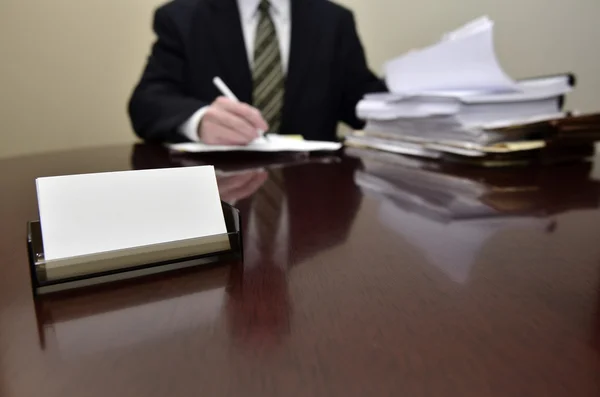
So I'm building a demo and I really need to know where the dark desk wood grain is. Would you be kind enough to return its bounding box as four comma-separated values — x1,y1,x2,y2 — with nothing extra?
1,144,600,397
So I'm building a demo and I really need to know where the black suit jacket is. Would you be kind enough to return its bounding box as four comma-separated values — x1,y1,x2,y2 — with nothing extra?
128,0,386,143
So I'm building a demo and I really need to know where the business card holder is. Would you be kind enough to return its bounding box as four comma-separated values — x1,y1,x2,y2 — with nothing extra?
27,202,243,295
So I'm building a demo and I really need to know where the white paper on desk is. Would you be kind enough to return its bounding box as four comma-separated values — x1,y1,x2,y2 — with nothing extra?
384,16,518,94
36,166,227,261
169,135,341,153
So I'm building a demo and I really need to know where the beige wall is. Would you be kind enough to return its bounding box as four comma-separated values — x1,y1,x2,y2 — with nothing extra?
347,0,600,110
0,0,599,158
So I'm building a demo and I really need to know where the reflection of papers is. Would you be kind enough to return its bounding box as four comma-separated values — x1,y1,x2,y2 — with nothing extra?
377,197,550,284
356,155,552,283
169,135,341,153
361,159,487,197
355,170,495,221
44,288,225,358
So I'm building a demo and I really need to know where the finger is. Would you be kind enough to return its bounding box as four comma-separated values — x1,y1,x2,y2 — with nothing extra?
215,97,269,132
224,171,268,201
210,108,259,141
202,120,252,145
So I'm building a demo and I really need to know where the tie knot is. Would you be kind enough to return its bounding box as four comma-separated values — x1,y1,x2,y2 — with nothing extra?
258,0,270,13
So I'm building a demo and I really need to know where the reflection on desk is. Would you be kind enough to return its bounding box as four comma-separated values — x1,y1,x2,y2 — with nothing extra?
1,144,600,396
131,144,362,266
131,144,363,348
349,147,600,284
35,264,232,357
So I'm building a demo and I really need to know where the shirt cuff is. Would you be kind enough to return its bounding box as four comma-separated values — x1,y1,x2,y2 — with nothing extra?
179,106,209,142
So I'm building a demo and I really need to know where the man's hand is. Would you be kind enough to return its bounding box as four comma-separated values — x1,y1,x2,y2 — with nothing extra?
217,170,268,203
199,97,269,145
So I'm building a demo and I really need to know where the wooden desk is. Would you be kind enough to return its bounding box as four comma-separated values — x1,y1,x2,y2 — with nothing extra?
1,144,599,397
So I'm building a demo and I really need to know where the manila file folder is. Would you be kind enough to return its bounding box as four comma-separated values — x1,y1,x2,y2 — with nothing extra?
27,166,243,295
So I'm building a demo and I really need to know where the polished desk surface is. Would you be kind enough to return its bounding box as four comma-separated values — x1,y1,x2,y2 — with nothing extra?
1,144,600,396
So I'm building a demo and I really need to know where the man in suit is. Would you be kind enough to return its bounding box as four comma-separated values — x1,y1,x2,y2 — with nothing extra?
128,0,386,144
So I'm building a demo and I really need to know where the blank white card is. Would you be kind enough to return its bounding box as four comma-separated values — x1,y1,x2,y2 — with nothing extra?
36,166,227,261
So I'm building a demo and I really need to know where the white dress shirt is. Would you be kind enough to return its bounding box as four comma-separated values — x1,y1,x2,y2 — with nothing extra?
180,0,291,142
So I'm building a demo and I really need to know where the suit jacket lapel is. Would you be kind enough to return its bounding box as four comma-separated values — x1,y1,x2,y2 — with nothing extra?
204,0,253,103
283,0,317,126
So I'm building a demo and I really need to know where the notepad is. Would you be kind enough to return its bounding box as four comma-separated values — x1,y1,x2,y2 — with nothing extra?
36,166,230,275
169,134,342,153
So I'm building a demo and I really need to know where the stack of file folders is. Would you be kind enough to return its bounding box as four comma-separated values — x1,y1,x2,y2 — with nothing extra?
347,16,600,167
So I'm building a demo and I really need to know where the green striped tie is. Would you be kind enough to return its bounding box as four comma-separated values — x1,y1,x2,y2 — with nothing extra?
252,0,285,134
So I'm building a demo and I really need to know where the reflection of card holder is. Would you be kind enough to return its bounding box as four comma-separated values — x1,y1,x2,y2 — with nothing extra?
27,202,243,295
33,262,233,352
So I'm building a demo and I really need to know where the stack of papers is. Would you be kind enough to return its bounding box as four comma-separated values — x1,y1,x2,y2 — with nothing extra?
347,16,598,165
357,76,572,137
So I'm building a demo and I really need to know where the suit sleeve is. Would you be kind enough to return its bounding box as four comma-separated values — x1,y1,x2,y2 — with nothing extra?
337,10,387,130
128,6,207,143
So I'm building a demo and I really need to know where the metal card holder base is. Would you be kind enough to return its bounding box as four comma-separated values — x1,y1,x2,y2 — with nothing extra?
27,202,243,296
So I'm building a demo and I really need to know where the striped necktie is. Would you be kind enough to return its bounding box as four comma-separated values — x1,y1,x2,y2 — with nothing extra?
252,0,285,134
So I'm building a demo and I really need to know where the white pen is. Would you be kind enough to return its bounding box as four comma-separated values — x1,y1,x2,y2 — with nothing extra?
212,76,266,139
212,76,239,102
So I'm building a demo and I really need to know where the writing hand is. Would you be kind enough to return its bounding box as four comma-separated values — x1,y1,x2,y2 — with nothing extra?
199,97,268,145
